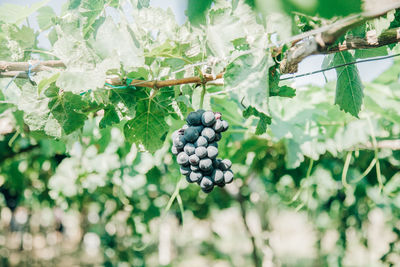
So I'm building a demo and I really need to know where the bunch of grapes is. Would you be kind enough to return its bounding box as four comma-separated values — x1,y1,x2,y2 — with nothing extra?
171,110,234,193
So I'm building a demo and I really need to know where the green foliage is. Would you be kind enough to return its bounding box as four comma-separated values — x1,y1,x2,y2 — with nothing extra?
242,106,271,135
331,51,364,117
0,0,400,266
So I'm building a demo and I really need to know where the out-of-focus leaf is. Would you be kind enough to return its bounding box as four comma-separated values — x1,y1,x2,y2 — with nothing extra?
354,47,388,59
37,6,56,31
187,0,213,25
270,85,296,98
243,106,272,135
225,54,272,111
0,0,51,24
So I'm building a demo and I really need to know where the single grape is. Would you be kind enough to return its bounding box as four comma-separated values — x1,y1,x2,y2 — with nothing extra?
173,135,186,149
200,176,214,192
212,169,224,185
189,171,203,183
201,127,215,142
184,143,195,155
171,146,179,155
223,170,234,184
186,111,202,126
186,175,193,183
220,159,232,171
212,159,221,169
201,111,216,126
214,132,221,142
199,158,212,171
212,119,224,132
207,146,218,159
193,125,204,135
184,127,199,143
180,166,191,176
202,187,214,193
208,142,218,148
171,130,181,140
202,167,214,176
189,154,200,165
195,146,207,158
221,120,229,132
197,109,206,117
194,136,208,147
177,152,189,166
190,165,200,171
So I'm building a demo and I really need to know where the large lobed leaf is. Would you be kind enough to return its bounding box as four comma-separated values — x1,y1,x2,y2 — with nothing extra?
124,89,173,152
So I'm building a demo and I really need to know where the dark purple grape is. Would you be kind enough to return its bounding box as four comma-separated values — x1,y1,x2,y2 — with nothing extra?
201,111,216,126
177,152,189,166
212,119,224,132
212,159,221,169
223,170,234,184
173,135,186,149
190,165,200,171
171,130,181,140
189,171,203,183
208,142,218,148
220,159,232,171
221,120,229,132
180,166,191,175
193,125,204,134
186,111,202,126
214,132,221,141
184,127,199,142
199,158,212,171
186,175,193,183
197,109,205,117
195,146,207,158
212,169,224,185
207,146,218,159
201,127,215,142
194,136,208,147
184,143,195,155
200,176,214,192
171,146,179,155
189,154,200,165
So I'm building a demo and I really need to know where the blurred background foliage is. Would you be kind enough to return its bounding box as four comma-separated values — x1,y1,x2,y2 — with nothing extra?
0,0,399,266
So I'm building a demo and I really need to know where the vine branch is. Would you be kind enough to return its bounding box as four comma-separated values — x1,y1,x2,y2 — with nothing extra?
0,4,399,85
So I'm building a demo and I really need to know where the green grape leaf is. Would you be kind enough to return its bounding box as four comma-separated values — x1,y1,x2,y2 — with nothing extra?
0,0,50,24
137,0,150,9
93,17,144,70
37,73,60,95
48,92,88,135
354,47,388,59
124,92,171,152
17,83,62,137
37,6,56,30
332,51,364,117
243,106,271,135
109,88,139,117
99,105,120,129
270,85,296,98
225,54,271,111
285,139,304,169
187,0,213,25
